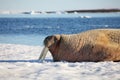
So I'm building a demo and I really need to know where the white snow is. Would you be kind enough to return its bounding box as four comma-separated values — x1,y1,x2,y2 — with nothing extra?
0,44,120,80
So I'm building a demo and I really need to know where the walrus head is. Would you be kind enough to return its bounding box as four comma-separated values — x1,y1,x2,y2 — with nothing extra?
38,35,61,61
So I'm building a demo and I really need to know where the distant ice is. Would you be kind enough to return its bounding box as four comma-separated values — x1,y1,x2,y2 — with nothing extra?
80,16,92,18
0,44,120,80
104,25,109,27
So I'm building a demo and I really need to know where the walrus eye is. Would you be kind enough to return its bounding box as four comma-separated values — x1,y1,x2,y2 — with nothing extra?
54,37,58,43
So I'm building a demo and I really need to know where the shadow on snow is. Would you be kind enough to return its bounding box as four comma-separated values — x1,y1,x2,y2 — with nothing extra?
0,59,53,63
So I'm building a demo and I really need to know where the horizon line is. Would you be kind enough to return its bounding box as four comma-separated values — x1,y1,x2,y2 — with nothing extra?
0,8,120,12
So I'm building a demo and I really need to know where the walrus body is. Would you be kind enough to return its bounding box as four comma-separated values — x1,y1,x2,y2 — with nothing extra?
39,29,120,62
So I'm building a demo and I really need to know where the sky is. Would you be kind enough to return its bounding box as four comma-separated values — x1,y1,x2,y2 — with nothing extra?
0,0,120,11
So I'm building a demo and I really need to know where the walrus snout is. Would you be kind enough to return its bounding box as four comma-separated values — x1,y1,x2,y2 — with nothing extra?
44,36,55,47
38,35,61,61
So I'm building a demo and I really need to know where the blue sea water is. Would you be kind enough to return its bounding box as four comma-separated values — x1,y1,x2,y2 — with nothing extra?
0,13,120,46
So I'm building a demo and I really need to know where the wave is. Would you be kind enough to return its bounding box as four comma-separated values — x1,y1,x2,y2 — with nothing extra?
0,25,120,35
0,25,62,34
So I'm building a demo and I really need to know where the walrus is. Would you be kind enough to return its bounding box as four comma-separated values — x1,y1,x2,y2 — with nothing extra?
38,29,120,62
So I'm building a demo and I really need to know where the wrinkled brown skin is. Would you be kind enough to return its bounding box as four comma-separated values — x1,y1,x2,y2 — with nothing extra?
44,29,120,62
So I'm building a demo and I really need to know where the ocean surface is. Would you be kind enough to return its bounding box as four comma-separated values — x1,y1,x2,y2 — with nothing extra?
0,13,120,46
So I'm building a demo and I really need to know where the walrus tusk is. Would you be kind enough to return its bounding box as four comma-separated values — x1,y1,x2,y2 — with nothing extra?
38,47,48,61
